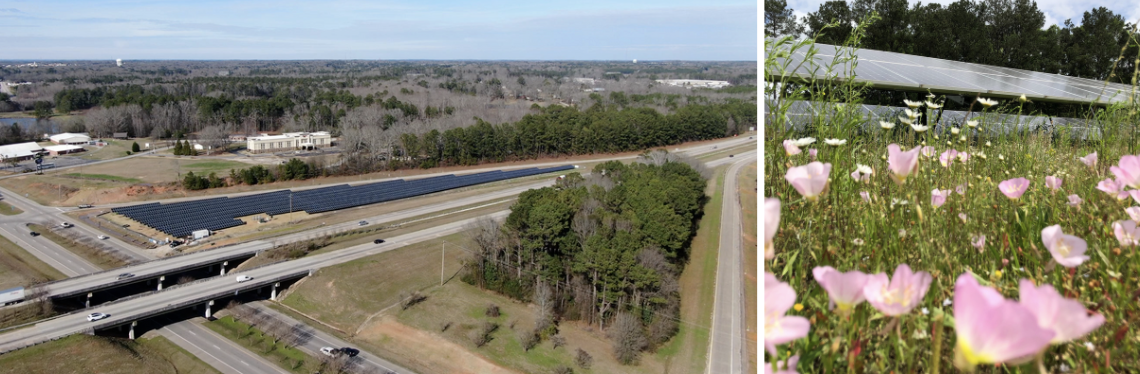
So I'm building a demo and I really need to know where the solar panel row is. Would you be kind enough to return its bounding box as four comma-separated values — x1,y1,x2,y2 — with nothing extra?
767,42,1133,105
111,166,576,238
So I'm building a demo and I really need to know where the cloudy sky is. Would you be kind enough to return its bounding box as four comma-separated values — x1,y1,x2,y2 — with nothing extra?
784,0,1140,30
0,0,757,60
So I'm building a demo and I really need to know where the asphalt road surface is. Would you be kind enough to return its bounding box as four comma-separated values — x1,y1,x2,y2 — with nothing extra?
0,211,509,353
161,318,290,374
706,154,755,374
250,301,414,374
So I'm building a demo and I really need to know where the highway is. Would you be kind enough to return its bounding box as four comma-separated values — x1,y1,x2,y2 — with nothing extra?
706,154,755,374
0,210,509,354
161,319,290,374
0,219,101,277
250,301,413,374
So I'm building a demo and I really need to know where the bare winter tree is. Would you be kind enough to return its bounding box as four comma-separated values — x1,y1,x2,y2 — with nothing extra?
196,125,230,153
533,280,554,334
608,312,648,365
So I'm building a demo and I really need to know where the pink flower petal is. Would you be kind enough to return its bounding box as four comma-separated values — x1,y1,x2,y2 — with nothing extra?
1019,279,1105,344
953,274,1054,365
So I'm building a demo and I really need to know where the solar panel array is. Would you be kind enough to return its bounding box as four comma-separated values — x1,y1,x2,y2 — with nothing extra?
112,166,575,238
765,99,1105,139
767,42,1134,105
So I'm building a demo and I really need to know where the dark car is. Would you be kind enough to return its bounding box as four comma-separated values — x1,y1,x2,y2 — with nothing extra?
117,273,135,280
729,154,734,158
340,347,360,357
29,231,39,237
373,239,385,244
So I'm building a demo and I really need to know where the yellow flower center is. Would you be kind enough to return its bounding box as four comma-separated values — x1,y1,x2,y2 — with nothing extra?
794,303,804,312
1054,238,1071,257
956,339,995,367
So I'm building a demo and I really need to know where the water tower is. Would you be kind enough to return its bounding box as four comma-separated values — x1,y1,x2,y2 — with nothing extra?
116,59,122,67
633,59,637,64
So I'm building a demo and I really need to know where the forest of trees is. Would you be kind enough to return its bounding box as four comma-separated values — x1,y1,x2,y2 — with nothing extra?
462,151,710,364
766,0,1139,84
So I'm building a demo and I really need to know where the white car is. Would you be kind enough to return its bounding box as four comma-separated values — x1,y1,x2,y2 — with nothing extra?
97,235,108,240
358,220,368,226
236,275,253,283
60,222,73,228
320,347,339,357
87,312,108,322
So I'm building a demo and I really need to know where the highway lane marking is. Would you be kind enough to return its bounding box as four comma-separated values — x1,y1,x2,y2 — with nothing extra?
163,326,245,374
0,225,84,276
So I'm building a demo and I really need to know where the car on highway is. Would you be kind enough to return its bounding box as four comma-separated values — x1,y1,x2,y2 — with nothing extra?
358,220,368,226
729,154,734,158
87,312,109,322
29,231,39,237
97,235,108,240
78,204,94,208
320,347,340,356
117,273,135,280
340,347,360,357
373,239,385,244
60,222,73,228
236,275,254,283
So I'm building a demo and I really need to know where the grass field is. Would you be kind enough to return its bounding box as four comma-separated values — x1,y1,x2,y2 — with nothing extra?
765,37,1140,373
0,334,221,374
0,202,22,216
205,315,319,374
655,165,726,373
27,224,126,269
740,162,759,370
0,232,66,290
78,139,154,161
63,173,143,183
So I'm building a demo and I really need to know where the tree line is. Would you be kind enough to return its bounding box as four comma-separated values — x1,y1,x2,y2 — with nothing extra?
766,0,1139,83
462,152,710,365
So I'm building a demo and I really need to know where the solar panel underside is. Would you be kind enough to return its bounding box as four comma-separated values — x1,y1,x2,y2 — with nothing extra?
765,99,1106,140
768,43,1134,105
111,165,576,238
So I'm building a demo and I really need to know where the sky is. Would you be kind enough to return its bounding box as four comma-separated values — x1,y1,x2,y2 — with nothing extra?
0,0,758,61
784,0,1140,30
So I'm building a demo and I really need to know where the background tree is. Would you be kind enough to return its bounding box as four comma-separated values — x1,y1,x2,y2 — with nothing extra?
766,0,805,37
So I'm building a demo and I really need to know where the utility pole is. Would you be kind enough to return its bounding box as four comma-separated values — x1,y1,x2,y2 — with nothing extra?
440,242,445,286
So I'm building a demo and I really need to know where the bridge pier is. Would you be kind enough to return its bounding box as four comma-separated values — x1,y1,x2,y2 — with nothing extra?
270,282,281,300
220,261,229,276
204,300,215,319
85,292,93,308
157,275,165,291
128,321,138,340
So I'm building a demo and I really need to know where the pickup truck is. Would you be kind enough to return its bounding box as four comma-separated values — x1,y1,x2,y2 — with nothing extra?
77,204,94,208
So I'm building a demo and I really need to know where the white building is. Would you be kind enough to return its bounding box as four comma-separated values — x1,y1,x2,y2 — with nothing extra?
654,79,732,89
49,133,91,145
246,131,333,153
0,142,45,161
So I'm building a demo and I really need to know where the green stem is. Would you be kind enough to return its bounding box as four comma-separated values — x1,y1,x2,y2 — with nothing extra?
930,317,943,374
1036,352,1047,374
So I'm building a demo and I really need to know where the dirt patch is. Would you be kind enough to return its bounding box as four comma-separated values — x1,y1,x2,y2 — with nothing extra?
358,315,522,374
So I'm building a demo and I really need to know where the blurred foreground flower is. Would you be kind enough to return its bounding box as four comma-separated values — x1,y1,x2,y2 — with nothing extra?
931,189,951,208
977,97,999,107
1078,152,1097,168
1096,178,1130,200
972,235,985,252
1127,207,1140,221
860,191,871,203
824,138,846,146
959,213,969,223
940,149,959,168
765,273,810,356
887,144,922,185
880,121,895,130
785,162,832,202
1042,225,1089,268
765,198,780,259
921,146,936,157
863,264,932,316
1045,176,1062,194
998,178,1030,200
794,137,816,147
904,99,923,108
813,266,870,314
808,148,818,161
1110,155,1140,188
952,273,1054,370
783,140,801,156
1067,194,1082,208
1019,279,1105,344
966,120,978,128
1113,220,1139,247
911,124,930,133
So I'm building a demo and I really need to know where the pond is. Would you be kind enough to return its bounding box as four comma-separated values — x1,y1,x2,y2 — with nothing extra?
0,117,63,134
